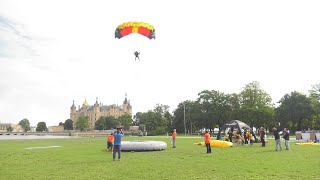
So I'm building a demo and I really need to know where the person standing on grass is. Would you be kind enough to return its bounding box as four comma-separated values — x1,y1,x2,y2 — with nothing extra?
227,129,233,142
204,130,211,153
107,133,114,150
216,130,222,140
260,127,266,147
282,128,290,150
172,129,177,148
250,129,257,142
113,128,124,161
273,127,282,151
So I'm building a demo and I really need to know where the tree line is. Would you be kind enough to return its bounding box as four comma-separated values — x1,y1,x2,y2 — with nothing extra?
13,81,320,135
133,81,320,134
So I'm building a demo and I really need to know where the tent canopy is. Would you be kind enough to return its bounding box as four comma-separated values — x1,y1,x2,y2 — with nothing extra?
221,120,251,131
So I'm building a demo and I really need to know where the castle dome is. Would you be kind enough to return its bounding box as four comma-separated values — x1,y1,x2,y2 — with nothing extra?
83,99,89,106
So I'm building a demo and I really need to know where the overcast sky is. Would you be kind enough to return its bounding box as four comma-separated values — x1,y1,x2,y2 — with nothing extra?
0,0,319,126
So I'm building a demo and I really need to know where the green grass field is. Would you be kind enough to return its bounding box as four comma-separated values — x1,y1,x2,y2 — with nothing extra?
1,136,319,180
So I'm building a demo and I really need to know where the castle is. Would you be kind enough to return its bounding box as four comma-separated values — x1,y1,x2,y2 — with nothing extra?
70,95,132,130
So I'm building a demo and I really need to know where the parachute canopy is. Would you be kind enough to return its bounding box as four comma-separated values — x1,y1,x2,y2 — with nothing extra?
115,21,155,39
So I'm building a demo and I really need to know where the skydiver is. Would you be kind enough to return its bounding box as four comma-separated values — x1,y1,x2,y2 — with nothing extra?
134,51,140,61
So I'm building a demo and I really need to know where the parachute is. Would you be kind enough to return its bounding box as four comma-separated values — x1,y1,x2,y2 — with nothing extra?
115,22,155,39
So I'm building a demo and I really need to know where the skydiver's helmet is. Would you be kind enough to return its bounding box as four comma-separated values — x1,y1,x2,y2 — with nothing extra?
115,29,121,39
149,30,156,39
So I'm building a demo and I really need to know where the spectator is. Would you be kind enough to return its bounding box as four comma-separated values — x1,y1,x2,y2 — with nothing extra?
106,133,114,150
273,127,282,151
282,128,290,150
204,130,211,153
113,128,124,161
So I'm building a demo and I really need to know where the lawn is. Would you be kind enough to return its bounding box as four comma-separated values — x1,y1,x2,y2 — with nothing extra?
0,135,319,180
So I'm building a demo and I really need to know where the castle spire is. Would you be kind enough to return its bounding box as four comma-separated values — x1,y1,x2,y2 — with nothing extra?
94,97,99,106
123,93,128,104
71,100,76,109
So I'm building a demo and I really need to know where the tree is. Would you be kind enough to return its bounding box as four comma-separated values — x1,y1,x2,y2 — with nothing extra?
76,116,89,131
95,117,105,130
105,116,117,130
18,118,30,132
95,116,118,130
7,126,13,132
197,90,237,128
59,122,64,126
173,100,202,134
276,91,313,131
36,122,48,132
190,90,242,132
135,104,171,135
64,119,73,130
134,112,144,125
238,81,275,128
117,114,133,129
309,83,320,129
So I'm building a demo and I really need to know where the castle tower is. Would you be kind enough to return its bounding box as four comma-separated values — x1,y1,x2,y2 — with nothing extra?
93,97,101,123
70,100,77,129
122,93,128,112
71,100,76,113
122,93,132,114
82,99,88,111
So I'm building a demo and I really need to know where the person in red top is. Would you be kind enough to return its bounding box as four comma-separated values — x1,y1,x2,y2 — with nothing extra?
107,133,114,150
172,129,177,148
204,130,211,153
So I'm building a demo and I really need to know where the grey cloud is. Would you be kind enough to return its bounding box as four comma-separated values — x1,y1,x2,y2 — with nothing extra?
0,15,36,58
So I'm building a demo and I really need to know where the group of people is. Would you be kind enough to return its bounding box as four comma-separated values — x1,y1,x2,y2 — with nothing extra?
106,127,291,161
272,127,290,151
215,126,291,151
225,128,257,145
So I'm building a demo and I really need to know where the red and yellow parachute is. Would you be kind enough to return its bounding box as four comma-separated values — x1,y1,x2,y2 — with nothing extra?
115,22,155,39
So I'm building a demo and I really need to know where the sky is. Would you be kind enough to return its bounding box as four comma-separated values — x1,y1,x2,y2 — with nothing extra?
0,0,319,126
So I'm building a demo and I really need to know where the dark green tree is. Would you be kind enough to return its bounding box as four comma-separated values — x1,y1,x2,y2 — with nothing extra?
18,118,30,132
36,122,48,132
309,83,320,129
64,119,73,130
135,104,170,135
95,117,105,130
117,114,133,129
76,116,89,131
105,116,117,130
276,91,313,131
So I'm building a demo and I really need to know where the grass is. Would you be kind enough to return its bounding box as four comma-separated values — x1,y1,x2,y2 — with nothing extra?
0,136,319,180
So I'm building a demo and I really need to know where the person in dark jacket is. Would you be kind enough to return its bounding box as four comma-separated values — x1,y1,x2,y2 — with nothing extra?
273,127,282,151
282,128,290,150
243,128,248,144
216,130,222,140
227,129,233,142
260,127,266,147
250,129,257,142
